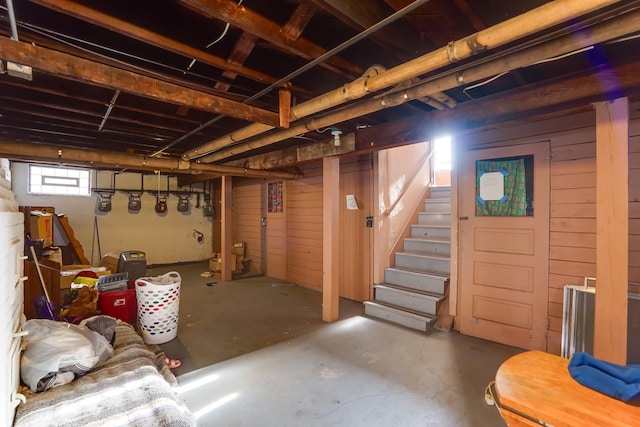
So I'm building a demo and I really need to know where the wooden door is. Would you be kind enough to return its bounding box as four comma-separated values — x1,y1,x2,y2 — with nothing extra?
459,141,549,350
339,164,373,301
265,181,287,280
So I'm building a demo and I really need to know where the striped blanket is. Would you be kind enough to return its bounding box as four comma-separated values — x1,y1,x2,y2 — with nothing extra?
14,321,196,427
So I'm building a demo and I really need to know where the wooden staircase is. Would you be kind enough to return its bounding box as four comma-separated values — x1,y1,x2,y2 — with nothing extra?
365,186,451,331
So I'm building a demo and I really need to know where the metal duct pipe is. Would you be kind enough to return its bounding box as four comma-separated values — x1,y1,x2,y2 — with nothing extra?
6,0,19,40
0,141,299,178
200,7,640,163
184,0,622,161
163,0,430,158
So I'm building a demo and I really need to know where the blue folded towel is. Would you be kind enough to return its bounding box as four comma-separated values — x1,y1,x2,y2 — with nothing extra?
568,352,640,402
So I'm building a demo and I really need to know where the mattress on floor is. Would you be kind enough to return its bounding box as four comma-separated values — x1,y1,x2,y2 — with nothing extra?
14,320,196,427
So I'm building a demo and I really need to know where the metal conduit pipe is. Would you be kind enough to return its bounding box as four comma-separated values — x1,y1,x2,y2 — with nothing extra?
0,141,299,178
6,0,19,40
199,8,640,163
183,65,386,159
184,0,621,161
178,0,431,160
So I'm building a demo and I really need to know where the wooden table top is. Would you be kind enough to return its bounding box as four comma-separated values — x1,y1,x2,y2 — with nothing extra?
495,350,640,427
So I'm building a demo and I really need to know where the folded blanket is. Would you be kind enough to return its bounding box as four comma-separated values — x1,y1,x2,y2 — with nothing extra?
568,352,640,402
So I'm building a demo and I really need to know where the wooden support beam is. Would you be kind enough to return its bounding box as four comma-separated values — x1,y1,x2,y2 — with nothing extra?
594,97,629,364
322,156,340,322
297,133,356,162
0,37,280,127
282,3,317,41
279,84,292,129
29,0,277,86
221,176,233,281
311,0,428,56
0,140,300,179
217,31,259,92
179,0,361,77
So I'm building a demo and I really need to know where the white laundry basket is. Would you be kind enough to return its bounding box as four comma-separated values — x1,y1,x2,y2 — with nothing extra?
135,271,181,344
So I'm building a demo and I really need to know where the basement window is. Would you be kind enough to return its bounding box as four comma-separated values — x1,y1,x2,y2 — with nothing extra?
28,164,91,196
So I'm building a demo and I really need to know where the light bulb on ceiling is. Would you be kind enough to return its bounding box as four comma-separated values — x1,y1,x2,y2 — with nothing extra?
331,128,342,147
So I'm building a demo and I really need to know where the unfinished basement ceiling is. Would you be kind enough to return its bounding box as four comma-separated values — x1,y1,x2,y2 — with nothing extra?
0,0,640,175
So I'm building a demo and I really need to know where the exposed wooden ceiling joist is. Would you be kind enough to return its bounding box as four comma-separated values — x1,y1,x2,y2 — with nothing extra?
27,0,275,86
178,0,362,78
0,37,281,126
311,0,429,57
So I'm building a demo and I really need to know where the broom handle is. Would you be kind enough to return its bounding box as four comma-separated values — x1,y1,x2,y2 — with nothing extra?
28,240,52,303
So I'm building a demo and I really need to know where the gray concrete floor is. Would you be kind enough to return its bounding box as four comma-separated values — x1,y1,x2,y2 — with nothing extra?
153,261,520,426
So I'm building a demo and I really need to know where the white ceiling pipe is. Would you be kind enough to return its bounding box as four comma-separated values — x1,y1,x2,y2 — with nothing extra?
184,0,622,161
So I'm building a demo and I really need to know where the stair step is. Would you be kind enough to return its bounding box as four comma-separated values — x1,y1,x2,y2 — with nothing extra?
410,224,450,240
384,268,448,294
403,238,451,257
423,199,451,214
418,212,450,226
429,186,451,199
395,252,450,275
364,301,437,332
373,284,444,315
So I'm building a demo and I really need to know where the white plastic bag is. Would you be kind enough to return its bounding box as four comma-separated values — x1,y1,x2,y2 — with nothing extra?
20,319,113,392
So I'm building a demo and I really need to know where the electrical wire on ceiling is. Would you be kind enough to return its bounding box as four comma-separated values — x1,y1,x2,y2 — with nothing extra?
397,1,640,101
0,9,245,92
153,0,432,158
315,127,333,133
462,40,624,98
185,0,244,72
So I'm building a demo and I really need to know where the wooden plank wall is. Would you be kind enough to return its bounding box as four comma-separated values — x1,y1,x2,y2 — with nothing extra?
460,110,598,354
547,121,598,354
630,111,640,287
286,162,324,290
232,180,262,273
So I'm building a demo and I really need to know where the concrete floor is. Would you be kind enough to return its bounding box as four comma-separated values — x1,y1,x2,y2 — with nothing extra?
153,261,520,426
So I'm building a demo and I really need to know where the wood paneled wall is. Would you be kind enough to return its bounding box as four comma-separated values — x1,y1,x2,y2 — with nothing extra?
461,104,640,354
630,116,640,287
232,180,263,273
547,120,598,354
286,162,324,290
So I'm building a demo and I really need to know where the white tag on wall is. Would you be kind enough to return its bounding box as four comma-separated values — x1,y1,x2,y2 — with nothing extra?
346,194,359,210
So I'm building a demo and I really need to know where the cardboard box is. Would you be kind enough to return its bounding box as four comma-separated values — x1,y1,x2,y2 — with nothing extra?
30,213,53,247
209,257,222,272
59,265,111,289
232,242,245,256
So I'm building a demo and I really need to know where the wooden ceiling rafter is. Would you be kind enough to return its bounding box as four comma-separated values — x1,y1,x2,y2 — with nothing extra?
27,0,277,86
310,0,456,110
215,31,259,93
196,2,639,163
178,0,362,78
0,108,181,147
311,0,429,56
0,37,282,126
282,2,317,42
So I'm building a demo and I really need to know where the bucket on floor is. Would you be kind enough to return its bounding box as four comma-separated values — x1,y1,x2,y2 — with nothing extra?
98,289,137,325
135,271,181,344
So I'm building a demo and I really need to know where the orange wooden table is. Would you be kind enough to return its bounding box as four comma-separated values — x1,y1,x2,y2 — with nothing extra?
493,350,640,427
